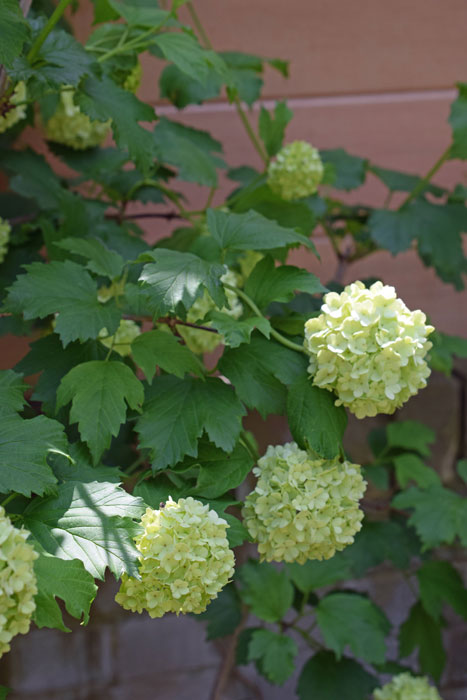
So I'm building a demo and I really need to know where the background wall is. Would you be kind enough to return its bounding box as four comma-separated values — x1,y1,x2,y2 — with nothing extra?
1,1,467,698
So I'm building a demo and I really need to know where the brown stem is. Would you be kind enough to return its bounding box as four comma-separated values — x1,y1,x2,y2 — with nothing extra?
209,608,249,700
157,316,219,334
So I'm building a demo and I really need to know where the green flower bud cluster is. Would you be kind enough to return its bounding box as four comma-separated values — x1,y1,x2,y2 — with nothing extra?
99,319,141,357
0,82,27,134
304,281,434,419
0,218,11,264
267,140,324,200
242,442,366,563
43,89,111,150
374,673,442,700
178,269,243,354
0,508,38,658
237,250,264,281
121,62,142,93
115,497,235,618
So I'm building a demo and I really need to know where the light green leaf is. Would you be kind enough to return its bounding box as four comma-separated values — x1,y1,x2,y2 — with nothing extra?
399,602,446,681
5,261,121,346
0,415,67,497
152,32,227,85
206,208,316,251
258,101,293,157
316,592,390,664
393,453,441,489
207,311,271,348
107,0,169,26
135,376,245,470
248,629,298,685
244,256,326,309
238,560,294,623
55,238,124,280
0,370,26,417
57,361,144,463
320,149,367,190
138,248,226,314
24,480,145,579
386,421,435,457
417,560,467,621
131,329,203,382
0,0,30,66
33,554,98,631
287,375,347,459
297,652,378,700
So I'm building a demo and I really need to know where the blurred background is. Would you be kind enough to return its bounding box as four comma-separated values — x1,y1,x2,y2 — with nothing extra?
1,1,467,697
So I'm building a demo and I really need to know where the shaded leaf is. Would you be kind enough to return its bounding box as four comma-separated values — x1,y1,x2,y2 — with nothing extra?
297,652,377,700
131,329,203,382
238,560,293,622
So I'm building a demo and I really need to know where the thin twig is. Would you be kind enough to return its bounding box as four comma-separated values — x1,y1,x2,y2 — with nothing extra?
209,608,249,700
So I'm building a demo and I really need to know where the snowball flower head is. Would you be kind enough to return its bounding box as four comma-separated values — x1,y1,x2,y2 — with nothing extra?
0,507,38,658
43,89,110,150
267,141,324,200
374,673,441,700
99,319,141,357
0,218,11,264
115,497,235,618
0,82,27,134
304,281,434,419
178,269,243,353
242,442,366,563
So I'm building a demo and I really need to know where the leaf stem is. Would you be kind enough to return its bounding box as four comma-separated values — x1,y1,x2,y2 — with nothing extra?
398,145,452,209
224,283,308,354
186,2,213,49
0,493,18,508
27,0,74,63
240,430,259,461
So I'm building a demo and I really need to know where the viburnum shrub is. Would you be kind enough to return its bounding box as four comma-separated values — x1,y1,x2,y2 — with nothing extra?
0,1,466,698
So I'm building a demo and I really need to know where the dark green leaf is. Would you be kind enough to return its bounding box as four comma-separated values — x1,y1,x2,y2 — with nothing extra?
0,0,30,66
343,520,419,576
107,1,169,26
393,453,441,489
369,165,445,195
198,584,242,640
286,555,353,592
159,64,222,108
57,361,144,463
0,369,26,417
5,260,121,346
2,149,68,211
55,238,124,280
417,560,467,621
49,443,123,484
449,83,467,159
186,441,254,499
368,208,417,254
135,376,245,470
131,329,203,382
248,629,298,685
316,592,390,664
207,311,271,348
297,652,377,700
33,554,97,631
25,480,145,579
386,421,435,457
399,602,446,681
244,256,326,309
287,375,347,459
258,101,293,157
152,32,227,85
429,331,467,375
320,149,367,190
0,415,67,497
458,459,467,484
238,560,293,622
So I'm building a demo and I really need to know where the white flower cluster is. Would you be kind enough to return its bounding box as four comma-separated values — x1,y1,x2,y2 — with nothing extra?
115,497,235,618
99,319,141,357
304,281,434,419
43,89,110,150
0,82,27,134
0,508,38,658
0,218,11,264
178,270,243,354
374,673,441,700
267,140,324,200
242,443,366,563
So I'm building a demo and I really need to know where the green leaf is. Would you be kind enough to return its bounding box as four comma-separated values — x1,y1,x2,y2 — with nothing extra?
2,149,68,211
287,376,347,459
152,32,227,85
153,118,225,187
417,560,467,621
131,329,203,382
297,652,378,700
399,602,446,681
107,0,169,26
368,208,417,254
219,512,250,548
197,585,242,640
369,165,445,195
24,480,145,580
320,149,367,190
429,331,467,375
138,248,226,314
238,560,294,623
207,311,271,348
342,520,419,576
244,256,326,309
5,261,121,346
219,335,308,418
449,83,467,159
386,421,435,457
0,415,67,497
33,554,98,632
393,453,441,489
316,592,390,664
0,0,30,66
185,441,254,499
206,209,316,251
392,485,467,549
247,629,298,685
55,238,124,280
159,64,222,108
77,76,156,173
49,443,123,484
135,376,245,470
57,361,144,463
286,555,353,593
258,101,293,157
0,369,26,417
